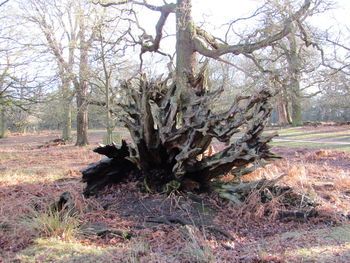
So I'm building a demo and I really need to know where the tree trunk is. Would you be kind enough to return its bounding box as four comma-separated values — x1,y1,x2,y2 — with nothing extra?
0,107,6,138
286,24,303,126
61,80,72,140
76,83,89,146
291,88,302,126
105,89,113,145
75,12,89,146
62,102,72,140
176,0,196,86
277,100,288,126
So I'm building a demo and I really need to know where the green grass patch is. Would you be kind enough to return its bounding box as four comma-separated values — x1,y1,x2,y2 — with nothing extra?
279,132,350,140
270,141,350,151
266,127,350,139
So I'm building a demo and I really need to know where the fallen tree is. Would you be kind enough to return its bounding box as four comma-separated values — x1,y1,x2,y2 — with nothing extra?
82,0,313,196
82,73,279,196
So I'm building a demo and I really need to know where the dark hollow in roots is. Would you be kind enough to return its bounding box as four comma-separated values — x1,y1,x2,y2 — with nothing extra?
82,72,280,197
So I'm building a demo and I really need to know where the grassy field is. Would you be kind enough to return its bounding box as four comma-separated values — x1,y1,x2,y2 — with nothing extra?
266,126,350,151
1,126,350,262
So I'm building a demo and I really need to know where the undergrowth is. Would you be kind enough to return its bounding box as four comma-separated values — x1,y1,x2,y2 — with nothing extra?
21,208,80,240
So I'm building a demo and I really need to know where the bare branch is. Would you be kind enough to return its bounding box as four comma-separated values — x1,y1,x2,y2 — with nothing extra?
194,0,311,58
96,0,175,12
0,0,9,7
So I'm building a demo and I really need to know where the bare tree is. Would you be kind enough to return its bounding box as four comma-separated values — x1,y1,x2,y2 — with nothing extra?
237,0,333,126
21,0,113,145
88,11,133,144
0,6,45,137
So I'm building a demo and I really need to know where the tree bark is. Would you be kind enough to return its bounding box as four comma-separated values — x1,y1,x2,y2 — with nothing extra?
277,100,288,125
291,87,302,126
62,101,72,140
75,82,89,146
75,12,89,146
0,107,6,138
105,86,113,144
61,79,72,140
176,0,196,85
286,24,303,126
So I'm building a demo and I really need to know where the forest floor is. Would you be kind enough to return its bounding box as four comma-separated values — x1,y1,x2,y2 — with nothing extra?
0,126,350,262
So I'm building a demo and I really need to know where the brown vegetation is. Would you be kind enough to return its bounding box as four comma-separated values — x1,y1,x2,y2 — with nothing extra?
1,130,350,262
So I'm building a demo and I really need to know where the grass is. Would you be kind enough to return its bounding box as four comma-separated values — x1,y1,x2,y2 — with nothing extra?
12,238,118,263
125,239,151,263
180,226,216,263
266,126,350,138
21,209,80,240
0,168,65,185
234,224,350,262
264,126,350,151
283,224,350,262
0,153,16,161
270,141,350,151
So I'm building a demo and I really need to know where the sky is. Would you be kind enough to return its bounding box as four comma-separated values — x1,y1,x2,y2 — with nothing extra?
139,0,350,49
190,0,350,33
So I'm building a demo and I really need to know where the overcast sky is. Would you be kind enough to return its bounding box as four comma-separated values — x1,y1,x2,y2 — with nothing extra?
191,0,350,30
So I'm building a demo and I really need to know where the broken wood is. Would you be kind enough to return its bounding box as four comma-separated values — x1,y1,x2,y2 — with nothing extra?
49,191,76,217
38,138,66,148
81,73,280,196
80,222,132,239
217,177,319,221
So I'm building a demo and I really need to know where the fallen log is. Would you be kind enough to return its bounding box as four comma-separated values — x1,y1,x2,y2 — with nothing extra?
81,74,280,196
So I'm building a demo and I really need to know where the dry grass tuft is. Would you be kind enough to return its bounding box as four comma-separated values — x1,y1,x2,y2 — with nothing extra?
20,208,80,240
333,175,350,191
180,225,216,263
125,239,151,263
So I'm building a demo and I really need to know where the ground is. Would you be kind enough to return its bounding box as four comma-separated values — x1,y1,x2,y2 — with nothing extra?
0,126,350,262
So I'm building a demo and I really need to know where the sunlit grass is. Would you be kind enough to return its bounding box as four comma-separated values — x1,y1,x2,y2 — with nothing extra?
241,224,350,262
270,141,350,151
279,132,350,140
125,239,151,263
266,126,350,139
0,168,65,185
14,238,118,263
0,153,17,161
21,209,79,240
285,243,350,262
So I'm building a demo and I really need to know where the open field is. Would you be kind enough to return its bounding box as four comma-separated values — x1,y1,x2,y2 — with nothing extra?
267,126,350,151
1,126,350,262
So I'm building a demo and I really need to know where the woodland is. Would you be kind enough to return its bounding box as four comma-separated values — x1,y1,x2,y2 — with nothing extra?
1,0,350,262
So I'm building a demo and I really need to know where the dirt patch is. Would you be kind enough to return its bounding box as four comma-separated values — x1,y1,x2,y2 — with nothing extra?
94,184,216,228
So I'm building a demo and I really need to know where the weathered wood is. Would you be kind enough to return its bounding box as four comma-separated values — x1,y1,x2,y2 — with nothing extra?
50,191,76,217
80,222,132,239
81,141,138,197
81,73,279,195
